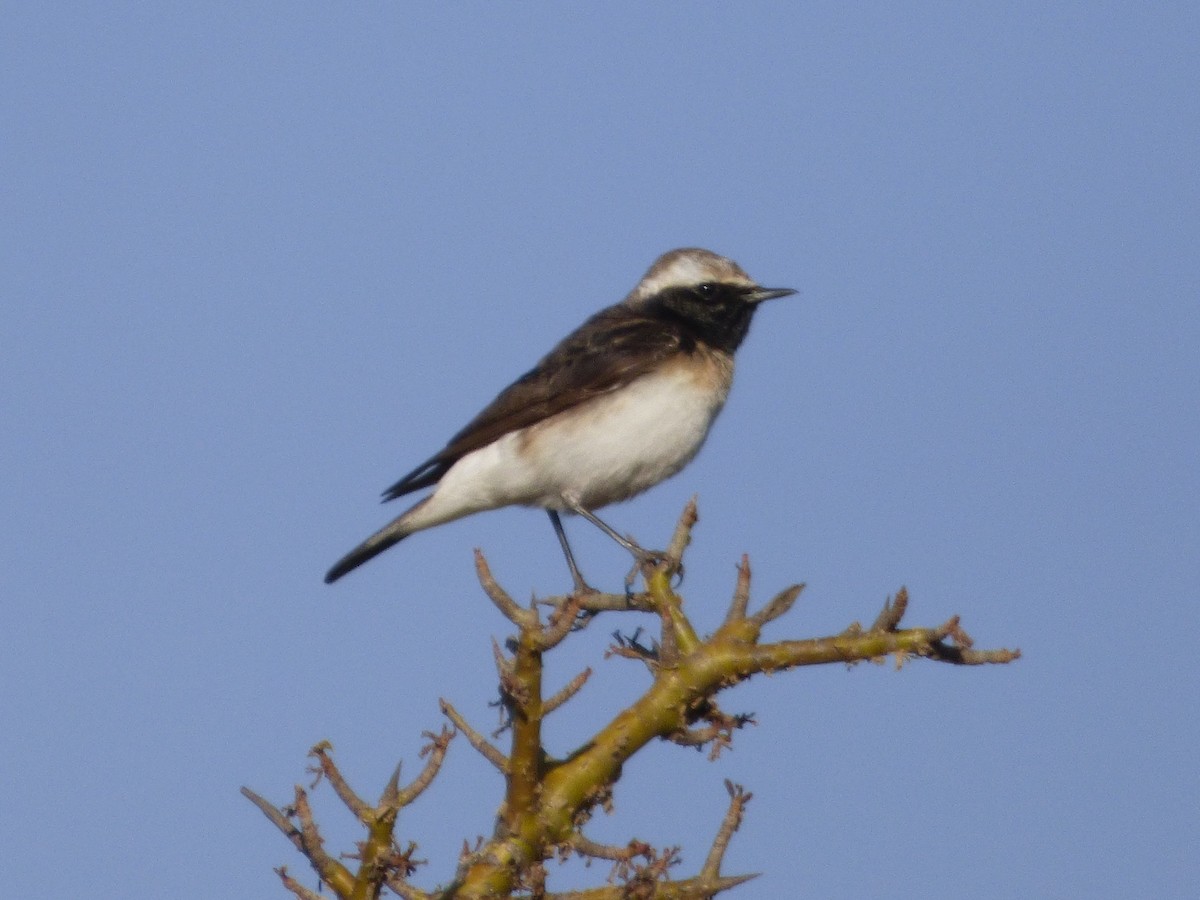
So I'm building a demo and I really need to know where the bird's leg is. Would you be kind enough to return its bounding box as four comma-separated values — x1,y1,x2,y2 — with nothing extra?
547,510,596,595
560,497,668,575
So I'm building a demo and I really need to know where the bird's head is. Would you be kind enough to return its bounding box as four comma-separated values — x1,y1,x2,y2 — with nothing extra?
626,248,796,352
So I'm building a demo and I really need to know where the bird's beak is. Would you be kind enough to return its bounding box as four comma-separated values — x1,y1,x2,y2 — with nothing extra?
745,286,797,304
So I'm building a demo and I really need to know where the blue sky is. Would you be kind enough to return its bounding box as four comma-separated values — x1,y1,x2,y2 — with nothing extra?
3,4,1197,898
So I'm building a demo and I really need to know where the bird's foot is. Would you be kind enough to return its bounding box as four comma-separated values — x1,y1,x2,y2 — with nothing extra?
562,573,601,628
568,570,601,597
559,546,599,599
624,545,682,593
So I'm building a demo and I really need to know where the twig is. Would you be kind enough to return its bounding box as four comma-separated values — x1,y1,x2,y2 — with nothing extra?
567,834,653,863
242,787,303,853
870,586,909,632
275,866,324,900
541,872,757,899
397,726,455,806
929,643,1022,665
606,629,659,669
491,637,515,679
544,668,592,714
440,698,507,771
932,615,971,647
747,583,804,628
538,592,584,650
308,741,369,823
700,780,753,882
247,785,354,895
291,787,327,869
539,591,657,614
665,708,754,760
383,873,431,900
664,496,699,565
475,549,535,627
723,555,752,625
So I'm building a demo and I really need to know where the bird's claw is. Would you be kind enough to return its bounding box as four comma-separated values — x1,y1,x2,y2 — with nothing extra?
623,546,683,593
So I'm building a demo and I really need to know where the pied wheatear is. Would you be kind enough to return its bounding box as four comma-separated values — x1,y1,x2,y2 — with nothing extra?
325,248,795,587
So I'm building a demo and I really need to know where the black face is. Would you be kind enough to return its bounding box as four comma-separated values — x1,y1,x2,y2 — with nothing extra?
649,282,760,354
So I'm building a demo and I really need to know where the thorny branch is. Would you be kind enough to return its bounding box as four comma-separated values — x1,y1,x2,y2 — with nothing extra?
246,501,1018,899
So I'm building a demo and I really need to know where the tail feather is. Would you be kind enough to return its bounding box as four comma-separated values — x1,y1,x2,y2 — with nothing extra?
324,519,411,584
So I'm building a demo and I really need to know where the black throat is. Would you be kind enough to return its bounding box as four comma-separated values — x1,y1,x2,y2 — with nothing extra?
644,284,759,355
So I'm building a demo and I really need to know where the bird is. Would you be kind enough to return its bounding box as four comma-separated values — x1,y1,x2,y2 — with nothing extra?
324,247,795,587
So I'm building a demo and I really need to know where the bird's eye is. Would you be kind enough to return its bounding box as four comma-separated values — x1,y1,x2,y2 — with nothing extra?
695,283,716,298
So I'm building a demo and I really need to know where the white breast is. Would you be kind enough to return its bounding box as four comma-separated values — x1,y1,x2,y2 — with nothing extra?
520,358,731,508
407,355,733,531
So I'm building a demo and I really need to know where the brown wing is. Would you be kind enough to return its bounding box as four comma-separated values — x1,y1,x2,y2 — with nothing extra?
381,304,689,501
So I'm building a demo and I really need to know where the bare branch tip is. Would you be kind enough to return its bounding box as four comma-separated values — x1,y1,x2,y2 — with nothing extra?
491,637,514,677
871,585,910,632
276,866,324,900
954,645,1022,665
241,784,267,807
702,779,755,882
439,699,507,771
242,786,299,840
398,730,454,807
664,497,701,561
748,583,804,626
538,592,584,649
724,556,753,624
932,615,970,646
473,554,533,626
305,739,369,820
545,666,593,713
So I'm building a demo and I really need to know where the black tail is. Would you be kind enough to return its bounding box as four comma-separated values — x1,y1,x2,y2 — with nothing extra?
324,521,410,583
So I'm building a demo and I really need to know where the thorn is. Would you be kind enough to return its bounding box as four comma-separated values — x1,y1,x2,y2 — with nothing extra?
379,762,402,810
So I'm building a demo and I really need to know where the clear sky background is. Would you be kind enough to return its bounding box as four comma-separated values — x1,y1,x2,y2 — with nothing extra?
3,4,1197,898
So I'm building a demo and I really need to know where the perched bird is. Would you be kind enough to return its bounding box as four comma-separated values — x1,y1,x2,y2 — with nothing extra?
325,248,795,587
